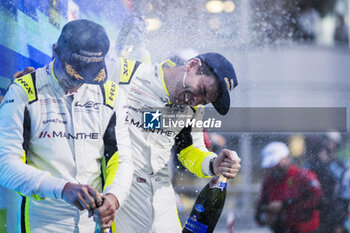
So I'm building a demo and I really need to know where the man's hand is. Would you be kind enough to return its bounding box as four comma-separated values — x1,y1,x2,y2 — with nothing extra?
93,193,119,229
256,203,281,226
213,149,241,178
13,67,35,79
61,182,102,211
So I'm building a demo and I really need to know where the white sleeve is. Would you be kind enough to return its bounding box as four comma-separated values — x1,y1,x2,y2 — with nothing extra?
103,85,133,207
0,84,67,199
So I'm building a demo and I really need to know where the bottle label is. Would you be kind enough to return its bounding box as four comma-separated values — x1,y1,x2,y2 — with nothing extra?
194,204,205,213
183,215,208,233
94,226,112,233
209,176,227,191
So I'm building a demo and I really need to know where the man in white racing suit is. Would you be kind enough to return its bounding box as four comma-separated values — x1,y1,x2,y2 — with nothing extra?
110,53,241,233
0,19,133,232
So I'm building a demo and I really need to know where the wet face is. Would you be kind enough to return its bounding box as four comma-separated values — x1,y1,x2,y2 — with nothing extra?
59,76,83,93
265,157,290,180
266,165,287,180
173,61,220,106
54,55,83,93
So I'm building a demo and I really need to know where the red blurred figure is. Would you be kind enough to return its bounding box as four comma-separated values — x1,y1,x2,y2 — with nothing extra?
255,142,323,233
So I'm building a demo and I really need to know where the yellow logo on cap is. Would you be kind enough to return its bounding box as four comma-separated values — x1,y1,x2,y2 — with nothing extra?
230,79,234,88
93,68,107,83
65,63,84,81
224,77,231,91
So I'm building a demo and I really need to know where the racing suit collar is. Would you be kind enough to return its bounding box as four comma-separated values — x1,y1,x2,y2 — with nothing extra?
157,59,176,104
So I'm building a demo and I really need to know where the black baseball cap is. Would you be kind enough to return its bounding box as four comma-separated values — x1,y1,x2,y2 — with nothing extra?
57,19,110,84
196,53,238,115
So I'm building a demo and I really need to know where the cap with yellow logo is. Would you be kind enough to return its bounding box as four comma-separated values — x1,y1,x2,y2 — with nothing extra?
57,19,110,85
195,52,238,115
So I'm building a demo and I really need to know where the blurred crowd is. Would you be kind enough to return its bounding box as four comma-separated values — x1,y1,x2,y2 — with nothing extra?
171,130,350,233
192,132,350,233
252,0,349,46
254,133,350,233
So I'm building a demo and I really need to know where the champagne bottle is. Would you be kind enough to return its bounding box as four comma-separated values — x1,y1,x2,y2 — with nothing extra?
183,175,227,233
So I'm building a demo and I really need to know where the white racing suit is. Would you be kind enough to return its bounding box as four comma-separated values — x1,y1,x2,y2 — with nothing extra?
0,61,133,233
110,58,217,233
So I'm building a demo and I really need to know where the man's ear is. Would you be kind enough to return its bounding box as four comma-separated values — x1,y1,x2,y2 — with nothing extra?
52,43,58,57
185,58,201,71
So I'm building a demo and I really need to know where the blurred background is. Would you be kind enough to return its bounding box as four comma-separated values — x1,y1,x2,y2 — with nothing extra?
0,0,350,232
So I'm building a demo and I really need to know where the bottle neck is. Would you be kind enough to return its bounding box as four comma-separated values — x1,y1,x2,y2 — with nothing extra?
217,174,227,183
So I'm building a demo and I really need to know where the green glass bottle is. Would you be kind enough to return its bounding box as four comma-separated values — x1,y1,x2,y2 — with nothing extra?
182,175,227,233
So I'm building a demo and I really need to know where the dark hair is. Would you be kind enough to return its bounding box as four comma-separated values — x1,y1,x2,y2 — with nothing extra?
196,62,217,78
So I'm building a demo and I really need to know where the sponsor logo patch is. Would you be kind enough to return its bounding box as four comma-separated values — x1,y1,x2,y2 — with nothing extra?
92,68,106,83
224,77,231,91
42,118,67,124
209,176,227,191
3,99,14,104
195,204,205,213
18,79,33,94
72,50,103,63
108,82,117,102
40,98,64,105
74,101,101,112
39,131,99,139
183,215,208,233
65,63,84,81
136,177,146,183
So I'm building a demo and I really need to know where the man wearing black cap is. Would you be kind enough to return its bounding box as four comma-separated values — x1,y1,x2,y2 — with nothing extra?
111,52,241,232
0,19,133,232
